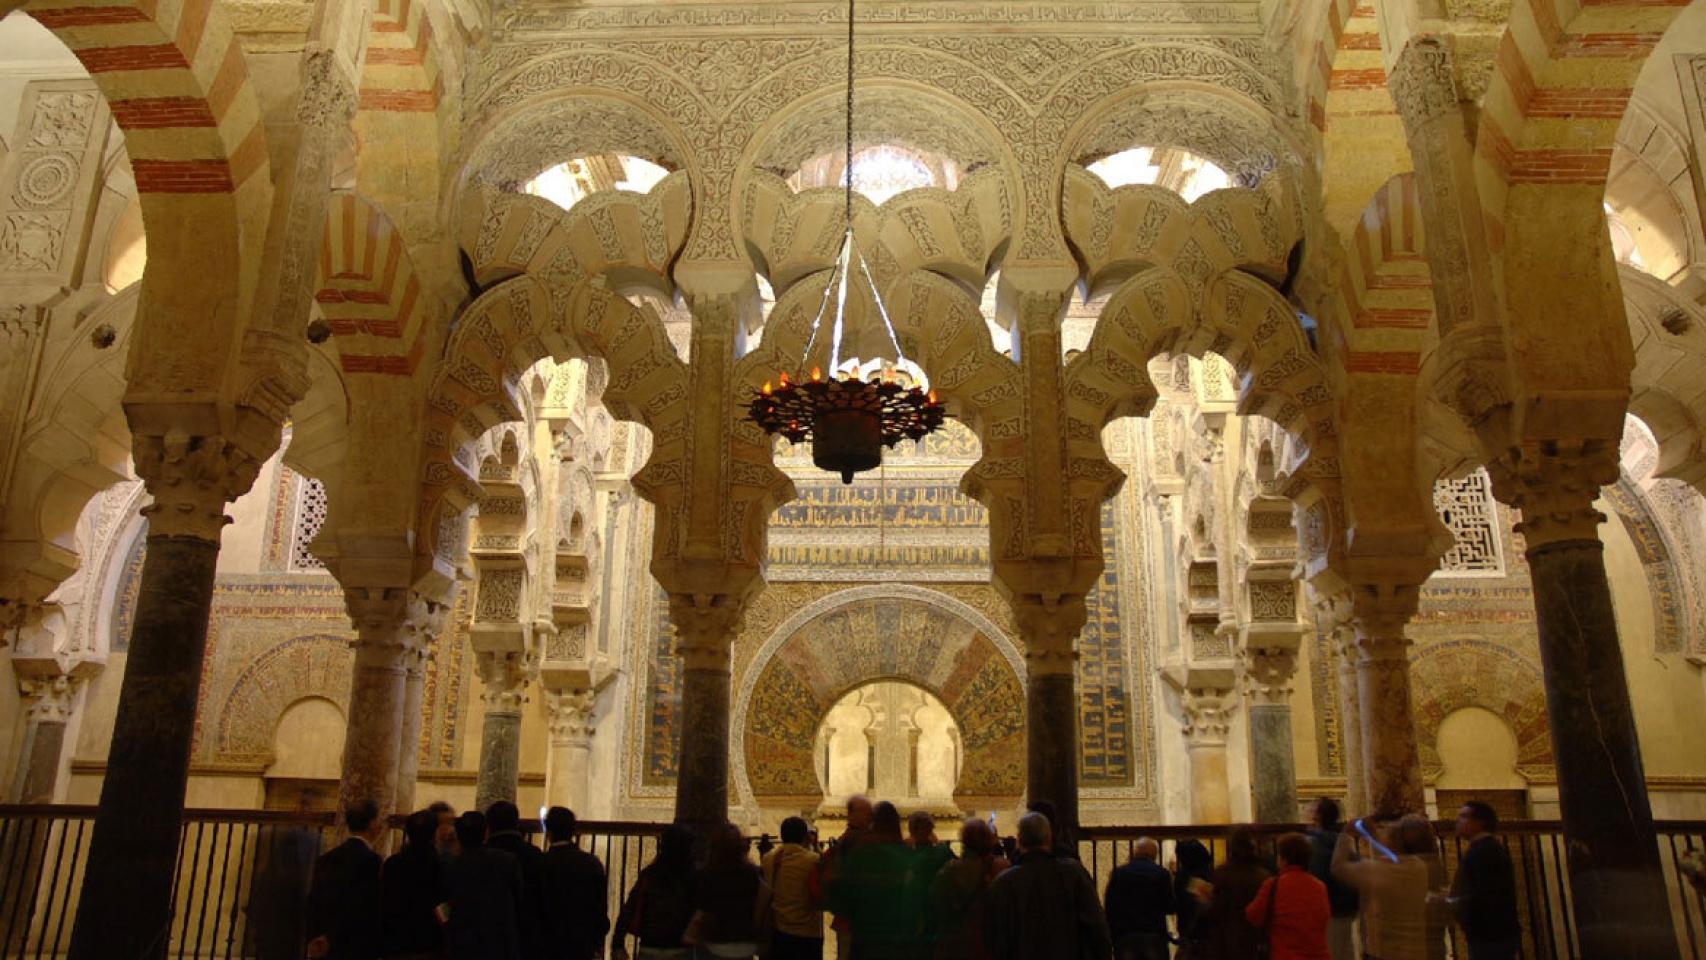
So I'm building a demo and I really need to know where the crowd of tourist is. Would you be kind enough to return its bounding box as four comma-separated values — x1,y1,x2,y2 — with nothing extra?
277,795,1521,960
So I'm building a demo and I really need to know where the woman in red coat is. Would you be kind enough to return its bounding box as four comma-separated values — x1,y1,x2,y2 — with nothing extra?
1246,833,1332,960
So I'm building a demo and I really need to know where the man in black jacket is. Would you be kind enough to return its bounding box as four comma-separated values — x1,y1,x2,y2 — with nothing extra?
306,799,387,960
1451,801,1521,960
1103,837,1173,960
984,812,1112,960
541,807,609,960
380,809,447,960
486,801,550,960
446,811,524,960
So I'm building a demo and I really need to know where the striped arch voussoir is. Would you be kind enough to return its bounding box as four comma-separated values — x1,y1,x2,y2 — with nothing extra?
27,0,268,198
1475,0,1690,252
316,191,431,376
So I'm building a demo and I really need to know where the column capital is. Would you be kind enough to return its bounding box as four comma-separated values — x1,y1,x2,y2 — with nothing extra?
1242,633,1303,707
545,687,596,745
17,671,81,723
1180,685,1237,747
1487,439,1619,550
1011,594,1087,677
668,592,746,672
132,430,266,541
1388,35,1460,132
476,650,534,714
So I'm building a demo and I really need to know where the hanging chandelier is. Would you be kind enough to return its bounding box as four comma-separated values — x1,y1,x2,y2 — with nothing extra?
745,0,945,484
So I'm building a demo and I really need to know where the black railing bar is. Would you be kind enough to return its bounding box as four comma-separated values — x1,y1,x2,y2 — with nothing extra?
34,819,70,960
209,820,238,959
192,821,220,958
176,819,207,958
224,822,252,960
47,818,86,960
1552,832,1577,959
0,816,22,940
2,818,41,957
168,819,190,951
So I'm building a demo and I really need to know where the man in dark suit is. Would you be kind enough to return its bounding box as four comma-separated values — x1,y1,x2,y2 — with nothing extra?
485,801,549,960
1104,837,1174,960
1451,801,1522,960
983,812,1112,960
541,807,609,960
446,810,523,960
381,809,447,960
306,799,387,960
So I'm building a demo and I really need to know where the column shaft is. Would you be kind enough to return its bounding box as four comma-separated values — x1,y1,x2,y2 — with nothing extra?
10,719,66,803
68,535,219,960
1335,649,1367,815
475,708,522,811
1529,538,1678,959
545,689,595,813
393,650,427,813
1187,742,1232,823
674,664,731,830
1353,632,1424,816
1025,670,1078,834
1247,703,1296,823
337,633,410,820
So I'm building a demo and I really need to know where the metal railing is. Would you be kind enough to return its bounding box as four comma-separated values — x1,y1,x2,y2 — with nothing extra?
0,806,1700,958
1075,820,1706,960
0,805,667,960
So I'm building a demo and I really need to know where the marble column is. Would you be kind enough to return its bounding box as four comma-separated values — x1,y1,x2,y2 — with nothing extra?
1333,631,1368,815
394,600,446,814
1243,641,1301,823
1347,582,1426,817
393,645,429,813
1492,446,1678,959
336,587,425,822
68,430,262,960
8,670,81,803
1180,684,1236,824
544,687,595,813
474,651,530,812
669,594,744,833
1013,596,1085,838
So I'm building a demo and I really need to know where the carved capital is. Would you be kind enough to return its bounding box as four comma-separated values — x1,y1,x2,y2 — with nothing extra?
1389,35,1460,132
1012,594,1087,676
476,650,534,714
296,48,357,129
19,673,79,723
1180,686,1237,746
545,687,596,744
668,593,745,672
1348,578,1421,650
1487,439,1619,550
1242,639,1301,706
133,431,264,541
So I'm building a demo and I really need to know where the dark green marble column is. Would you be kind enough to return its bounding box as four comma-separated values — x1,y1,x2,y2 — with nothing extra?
1527,536,1678,959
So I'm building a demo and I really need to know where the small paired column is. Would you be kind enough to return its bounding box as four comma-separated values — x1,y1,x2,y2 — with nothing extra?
337,588,437,823
1013,595,1085,838
1242,640,1301,823
9,660,96,803
1177,673,1237,824
68,428,265,960
393,600,447,815
474,650,532,812
669,594,744,833
1345,581,1427,817
1491,442,1678,958
544,687,596,813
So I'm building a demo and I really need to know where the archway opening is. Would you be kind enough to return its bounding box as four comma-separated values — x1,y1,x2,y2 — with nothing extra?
1086,146,1232,202
524,154,670,212
788,143,960,205
816,680,960,809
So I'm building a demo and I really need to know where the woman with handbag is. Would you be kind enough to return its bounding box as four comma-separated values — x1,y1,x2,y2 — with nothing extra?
613,825,699,960
1245,833,1331,960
